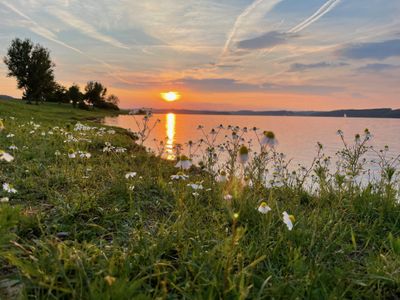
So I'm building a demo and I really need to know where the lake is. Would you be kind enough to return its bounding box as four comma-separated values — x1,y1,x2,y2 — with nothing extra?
104,113,400,171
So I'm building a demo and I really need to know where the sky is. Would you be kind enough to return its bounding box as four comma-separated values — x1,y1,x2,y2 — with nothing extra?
1,0,400,111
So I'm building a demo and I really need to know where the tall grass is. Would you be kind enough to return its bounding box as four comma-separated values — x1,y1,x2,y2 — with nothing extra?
1,101,400,299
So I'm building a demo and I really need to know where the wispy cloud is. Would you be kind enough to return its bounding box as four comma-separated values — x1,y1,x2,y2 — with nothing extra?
237,31,292,50
221,0,283,56
0,1,83,54
174,77,341,95
235,0,342,52
0,1,132,84
357,63,400,72
46,7,130,49
338,39,400,60
289,61,348,72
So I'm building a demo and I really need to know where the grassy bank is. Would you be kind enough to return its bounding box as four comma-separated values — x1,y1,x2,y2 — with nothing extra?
1,100,400,299
0,99,124,123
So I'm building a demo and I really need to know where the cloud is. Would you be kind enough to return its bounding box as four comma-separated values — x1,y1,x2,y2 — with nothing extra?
357,63,400,72
174,77,341,95
46,7,130,49
338,39,400,60
0,1,132,85
0,1,83,54
237,31,292,50
221,0,283,56
235,0,341,51
289,61,348,72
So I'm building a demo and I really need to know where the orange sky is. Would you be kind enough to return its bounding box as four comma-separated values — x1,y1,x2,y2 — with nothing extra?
1,0,400,110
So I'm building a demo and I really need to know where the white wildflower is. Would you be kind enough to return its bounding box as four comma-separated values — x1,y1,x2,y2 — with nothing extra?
79,152,91,159
115,147,127,153
187,183,203,190
216,171,227,183
68,149,76,159
0,150,14,162
175,155,192,170
171,173,189,180
0,197,9,203
125,172,137,179
261,131,278,147
238,145,249,163
283,211,295,230
224,194,233,201
3,183,17,194
258,202,271,214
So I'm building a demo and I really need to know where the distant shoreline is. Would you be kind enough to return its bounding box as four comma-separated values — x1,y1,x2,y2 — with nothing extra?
2,97,400,119
150,108,400,119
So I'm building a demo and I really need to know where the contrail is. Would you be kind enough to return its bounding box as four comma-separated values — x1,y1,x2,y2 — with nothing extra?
0,1,132,84
288,0,341,33
47,7,130,50
221,0,283,57
1,1,84,54
259,0,341,56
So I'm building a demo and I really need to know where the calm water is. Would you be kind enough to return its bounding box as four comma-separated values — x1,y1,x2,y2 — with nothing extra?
104,114,400,168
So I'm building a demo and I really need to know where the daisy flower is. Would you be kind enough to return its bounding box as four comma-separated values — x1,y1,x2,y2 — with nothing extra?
3,183,17,194
187,183,203,190
261,131,277,147
238,145,249,163
125,172,137,179
171,172,189,180
282,211,295,230
175,155,192,170
224,194,233,201
68,149,76,159
0,150,14,162
257,202,271,214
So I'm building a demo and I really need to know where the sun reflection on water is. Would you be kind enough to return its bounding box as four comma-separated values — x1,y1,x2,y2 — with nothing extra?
165,113,176,160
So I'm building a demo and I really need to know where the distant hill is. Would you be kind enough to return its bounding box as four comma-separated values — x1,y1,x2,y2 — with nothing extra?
0,95,18,100
152,108,400,119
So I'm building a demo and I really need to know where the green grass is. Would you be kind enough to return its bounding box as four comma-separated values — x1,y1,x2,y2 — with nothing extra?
0,99,124,124
1,99,400,299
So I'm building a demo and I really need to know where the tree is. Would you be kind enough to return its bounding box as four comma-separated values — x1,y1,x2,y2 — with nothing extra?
3,38,55,104
84,81,107,106
83,81,119,110
47,83,68,103
68,84,83,107
107,94,119,106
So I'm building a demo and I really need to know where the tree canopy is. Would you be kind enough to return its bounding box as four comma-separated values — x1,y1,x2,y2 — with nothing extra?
3,38,120,110
4,38,55,104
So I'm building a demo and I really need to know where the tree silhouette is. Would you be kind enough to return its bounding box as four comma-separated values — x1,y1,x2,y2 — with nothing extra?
68,84,83,107
3,38,55,104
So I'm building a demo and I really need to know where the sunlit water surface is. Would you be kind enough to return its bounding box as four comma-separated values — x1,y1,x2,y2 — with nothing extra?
104,114,400,173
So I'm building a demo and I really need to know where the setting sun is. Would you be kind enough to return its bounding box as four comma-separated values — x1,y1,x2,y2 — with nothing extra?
161,91,181,102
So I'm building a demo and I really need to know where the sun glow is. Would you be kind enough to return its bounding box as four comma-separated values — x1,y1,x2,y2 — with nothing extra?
161,91,181,102
165,113,176,160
